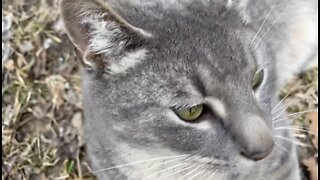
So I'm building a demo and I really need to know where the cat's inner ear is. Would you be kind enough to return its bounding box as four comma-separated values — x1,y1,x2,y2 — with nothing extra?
60,0,151,71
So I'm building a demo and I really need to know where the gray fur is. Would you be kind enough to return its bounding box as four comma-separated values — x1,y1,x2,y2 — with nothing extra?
60,0,317,179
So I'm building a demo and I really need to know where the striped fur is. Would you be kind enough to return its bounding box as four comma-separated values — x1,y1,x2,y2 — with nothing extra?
61,0,317,179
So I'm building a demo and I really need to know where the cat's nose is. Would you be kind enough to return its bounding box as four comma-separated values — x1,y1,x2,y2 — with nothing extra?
241,141,274,161
229,115,274,161
238,117,274,161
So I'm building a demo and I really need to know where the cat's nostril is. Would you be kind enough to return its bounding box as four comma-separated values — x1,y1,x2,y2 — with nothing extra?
241,141,274,161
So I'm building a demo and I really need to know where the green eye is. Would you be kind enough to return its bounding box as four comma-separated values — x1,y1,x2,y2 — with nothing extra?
176,104,204,121
252,69,264,90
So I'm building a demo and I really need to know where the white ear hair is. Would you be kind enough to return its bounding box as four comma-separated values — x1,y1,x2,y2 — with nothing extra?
76,11,126,55
61,0,152,73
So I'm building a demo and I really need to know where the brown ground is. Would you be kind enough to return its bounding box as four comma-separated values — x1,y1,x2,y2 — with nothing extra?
2,0,318,179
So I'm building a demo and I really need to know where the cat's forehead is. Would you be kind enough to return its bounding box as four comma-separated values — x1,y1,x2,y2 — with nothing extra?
150,27,255,78
144,13,254,73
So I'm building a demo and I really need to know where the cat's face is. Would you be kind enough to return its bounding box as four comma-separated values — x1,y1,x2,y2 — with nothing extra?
61,0,276,176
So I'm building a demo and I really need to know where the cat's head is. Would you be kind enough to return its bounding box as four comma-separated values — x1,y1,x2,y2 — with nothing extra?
61,0,276,176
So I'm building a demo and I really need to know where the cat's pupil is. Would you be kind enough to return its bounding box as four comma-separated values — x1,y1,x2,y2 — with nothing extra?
252,69,264,90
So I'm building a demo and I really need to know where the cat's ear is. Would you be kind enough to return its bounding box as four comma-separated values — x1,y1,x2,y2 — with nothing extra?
60,0,151,71
225,0,251,22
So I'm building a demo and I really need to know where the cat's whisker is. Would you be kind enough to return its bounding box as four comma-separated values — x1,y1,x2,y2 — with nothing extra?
92,154,189,174
178,162,207,180
272,81,315,113
251,5,291,51
274,142,304,174
249,5,276,48
272,102,291,115
205,169,218,180
198,167,211,179
272,109,318,121
272,103,292,120
222,172,228,180
271,85,301,114
274,135,312,147
186,165,208,180
293,133,307,138
275,125,311,130
273,109,318,124
274,127,318,137
272,99,291,114
272,118,287,124
157,164,197,180
274,142,290,154
145,156,198,179
142,155,189,173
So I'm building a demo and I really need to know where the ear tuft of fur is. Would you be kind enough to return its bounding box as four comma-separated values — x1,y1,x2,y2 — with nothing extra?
60,0,151,70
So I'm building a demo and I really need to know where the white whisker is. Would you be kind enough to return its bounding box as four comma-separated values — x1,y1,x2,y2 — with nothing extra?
272,118,287,124
93,154,189,174
198,167,211,179
205,169,218,180
272,103,292,121
272,109,318,122
251,5,290,51
272,103,291,115
157,164,197,180
145,156,198,178
288,109,319,117
271,85,300,114
142,155,188,173
293,133,307,138
187,165,208,180
249,5,276,48
274,135,311,147
275,142,290,154
274,127,317,137
272,81,315,113
222,172,228,180
178,162,207,180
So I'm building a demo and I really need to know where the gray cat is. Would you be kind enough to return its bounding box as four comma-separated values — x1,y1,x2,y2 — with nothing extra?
60,0,318,179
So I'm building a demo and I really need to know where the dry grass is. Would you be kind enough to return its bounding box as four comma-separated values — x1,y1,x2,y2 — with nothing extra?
2,0,93,179
2,0,318,179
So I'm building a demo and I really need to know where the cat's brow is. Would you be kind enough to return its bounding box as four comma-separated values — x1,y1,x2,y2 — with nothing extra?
191,75,206,96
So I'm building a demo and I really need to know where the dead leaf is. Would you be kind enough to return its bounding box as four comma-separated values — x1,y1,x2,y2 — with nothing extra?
46,33,62,43
71,112,84,145
18,40,34,53
4,59,15,71
302,157,318,180
45,75,66,109
306,112,318,149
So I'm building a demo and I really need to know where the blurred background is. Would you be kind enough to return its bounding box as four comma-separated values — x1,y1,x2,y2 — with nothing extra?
2,0,318,179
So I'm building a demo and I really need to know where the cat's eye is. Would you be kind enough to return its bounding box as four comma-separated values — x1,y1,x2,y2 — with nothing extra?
176,104,204,121
252,69,264,90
